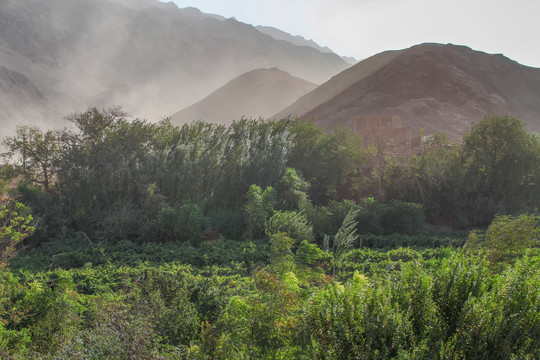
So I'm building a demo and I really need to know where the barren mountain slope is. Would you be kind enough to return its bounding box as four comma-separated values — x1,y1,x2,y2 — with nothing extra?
256,25,357,65
171,68,317,125
0,0,349,136
279,43,540,138
0,67,62,135
272,49,402,120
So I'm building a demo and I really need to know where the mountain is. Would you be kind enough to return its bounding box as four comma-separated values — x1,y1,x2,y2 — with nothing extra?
0,0,349,137
275,43,540,138
274,48,402,121
171,68,316,125
256,25,358,65
0,66,62,130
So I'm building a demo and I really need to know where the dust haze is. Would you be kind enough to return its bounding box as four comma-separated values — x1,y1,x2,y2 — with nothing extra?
0,0,350,139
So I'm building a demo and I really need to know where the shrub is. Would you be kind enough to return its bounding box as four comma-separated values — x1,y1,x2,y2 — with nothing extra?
208,209,246,240
356,197,384,235
295,240,326,266
431,253,490,337
244,185,276,240
302,280,414,359
1,200,35,266
144,203,207,244
135,267,201,346
379,200,424,235
465,214,540,268
446,255,540,359
265,211,314,244
387,247,421,262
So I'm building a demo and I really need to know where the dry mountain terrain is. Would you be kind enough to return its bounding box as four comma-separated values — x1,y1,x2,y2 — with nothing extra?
0,0,349,137
171,68,317,125
276,43,540,138
256,25,358,65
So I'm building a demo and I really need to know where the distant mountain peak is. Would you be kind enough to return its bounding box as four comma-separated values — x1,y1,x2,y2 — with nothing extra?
171,67,317,125
255,25,357,65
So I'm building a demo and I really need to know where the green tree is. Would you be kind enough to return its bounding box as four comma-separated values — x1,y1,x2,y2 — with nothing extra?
465,214,540,268
278,167,310,210
382,132,460,222
0,200,34,267
2,126,59,192
64,106,127,143
460,115,539,225
265,210,314,244
244,185,276,240
288,121,367,204
269,232,296,275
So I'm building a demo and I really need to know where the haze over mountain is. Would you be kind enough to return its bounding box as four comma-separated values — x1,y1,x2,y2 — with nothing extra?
275,43,540,138
255,26,358,65
171,68,316,125
0,0,349,137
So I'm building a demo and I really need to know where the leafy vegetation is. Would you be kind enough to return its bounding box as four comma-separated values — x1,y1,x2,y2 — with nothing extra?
0,109,539,358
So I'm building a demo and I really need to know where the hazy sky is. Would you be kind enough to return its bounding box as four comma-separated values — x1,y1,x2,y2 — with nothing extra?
168,0,540,68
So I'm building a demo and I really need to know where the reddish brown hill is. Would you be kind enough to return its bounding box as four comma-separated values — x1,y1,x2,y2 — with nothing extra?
277,43,540,138
171,68,317,125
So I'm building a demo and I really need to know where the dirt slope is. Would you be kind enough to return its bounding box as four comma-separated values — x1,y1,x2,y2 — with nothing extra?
171,68,317,125
277,43,540,138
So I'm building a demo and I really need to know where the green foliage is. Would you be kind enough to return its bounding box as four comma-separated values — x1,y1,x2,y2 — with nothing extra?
208,209,246,240
379,200,425,235
1,242,539,358
431,253,490,337
320,198,424,240
136,268,201,345
146,203,208,244
387,247,421,262
2,109,540,358
460,115,540,225
269,232,296,275
2,125,59,192
278,167,310,210
244,184,276,240
265,210,314,244
453,256,540,359
287,121,367,204
382,132,458,222
355,197,384,235
466,214,540,268
15,182,60,244
0,201,34,265
303,280,414,359
332,208,359,276
0,323,30,356
295,240,326,266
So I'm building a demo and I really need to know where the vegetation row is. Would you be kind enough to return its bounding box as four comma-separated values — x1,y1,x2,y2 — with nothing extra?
0,108,538,358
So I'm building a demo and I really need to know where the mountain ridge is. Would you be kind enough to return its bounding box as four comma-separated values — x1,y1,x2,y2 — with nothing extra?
255,25,357,65
275,43,540,138
171,68,317,125
0,0,349,136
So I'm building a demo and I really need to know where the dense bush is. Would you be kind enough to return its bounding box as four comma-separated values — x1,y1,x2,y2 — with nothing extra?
1,111,539,358
379,200,424,235
265,210,314,244
1,241,539,358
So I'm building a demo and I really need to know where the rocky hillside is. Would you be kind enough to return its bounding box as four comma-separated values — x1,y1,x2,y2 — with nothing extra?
276,43,540,138
256,26,357,65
